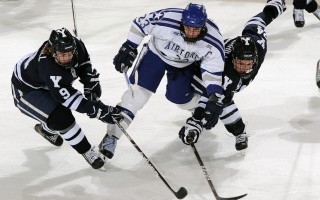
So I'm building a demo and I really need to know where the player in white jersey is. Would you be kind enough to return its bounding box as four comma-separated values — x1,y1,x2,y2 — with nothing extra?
179,0,287,151
293,0,320,27
98,3,225,159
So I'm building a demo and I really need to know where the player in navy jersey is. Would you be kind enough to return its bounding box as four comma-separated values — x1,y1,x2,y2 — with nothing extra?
98,3,225,159
293,0,320,27
11,28,123,169
179,0,287,151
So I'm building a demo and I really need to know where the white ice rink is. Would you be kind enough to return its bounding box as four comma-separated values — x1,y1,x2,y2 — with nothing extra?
1,0,320,199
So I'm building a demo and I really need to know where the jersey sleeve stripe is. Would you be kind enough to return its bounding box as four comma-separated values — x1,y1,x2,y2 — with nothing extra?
133,20,147,35
206,84,223,95
204,33,224,48
245,17,266,28
78,60,91,68
156,17,180,25
153,22,180,30
62,91,83,110
206,20,220,32
161,8,183,13
14,54,42,90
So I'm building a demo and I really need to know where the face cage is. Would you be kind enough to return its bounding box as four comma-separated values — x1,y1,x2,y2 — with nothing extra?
52,50,77,69
233,58,257,79
181,25,206,43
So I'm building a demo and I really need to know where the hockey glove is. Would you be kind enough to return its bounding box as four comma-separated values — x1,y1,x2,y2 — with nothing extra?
113,41,138,73
179,108,204,145
203,99,223,130
264,0,286,18
179,117,203,145
80,69,102,101
88,101,123,124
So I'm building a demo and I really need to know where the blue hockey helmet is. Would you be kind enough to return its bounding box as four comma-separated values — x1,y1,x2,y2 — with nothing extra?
182,3,207,28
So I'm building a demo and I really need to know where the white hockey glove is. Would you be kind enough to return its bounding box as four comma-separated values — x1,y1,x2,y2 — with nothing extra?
179,117,203,145
179,107,205,145
264,0,286,18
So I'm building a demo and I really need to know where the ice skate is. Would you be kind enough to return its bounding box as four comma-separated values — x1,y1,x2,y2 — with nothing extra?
235,133,248,156
293,9,305,28
98,133,118,161
34,124,63,146
82,146,105,169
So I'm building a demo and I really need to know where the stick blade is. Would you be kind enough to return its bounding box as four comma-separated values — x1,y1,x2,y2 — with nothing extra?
175,187,188,199
220,193,247,200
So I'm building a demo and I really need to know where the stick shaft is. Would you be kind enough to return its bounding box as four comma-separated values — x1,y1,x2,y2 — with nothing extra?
71,0,78,36
112,117,184,198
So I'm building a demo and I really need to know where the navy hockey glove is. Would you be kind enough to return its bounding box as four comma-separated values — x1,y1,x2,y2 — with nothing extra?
113,41,138,73
88,101,123,124
203,99,223,130
264,0,286,18
80,69,102,101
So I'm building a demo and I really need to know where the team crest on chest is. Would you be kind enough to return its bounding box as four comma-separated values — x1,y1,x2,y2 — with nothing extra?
71,68,77,78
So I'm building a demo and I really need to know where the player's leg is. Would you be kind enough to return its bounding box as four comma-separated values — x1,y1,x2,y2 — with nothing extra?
220,101,248,151
293,0,306,27
304,0,320,19
11,87,104,169
99,49,166,159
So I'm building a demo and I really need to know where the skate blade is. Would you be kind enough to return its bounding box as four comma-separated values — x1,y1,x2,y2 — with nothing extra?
99,153,109,163
239,148,248,157
97,165,107,172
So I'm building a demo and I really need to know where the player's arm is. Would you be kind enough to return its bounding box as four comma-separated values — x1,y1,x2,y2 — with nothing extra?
113,8,172,73
75,39,102,101
45,73,122,124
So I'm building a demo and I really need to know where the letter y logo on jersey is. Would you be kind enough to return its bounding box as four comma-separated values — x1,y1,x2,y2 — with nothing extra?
50,76,62,88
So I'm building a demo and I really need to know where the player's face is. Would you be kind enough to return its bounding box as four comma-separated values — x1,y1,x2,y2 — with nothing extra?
183,25,202,39
55,51,74,65
233,59,254,74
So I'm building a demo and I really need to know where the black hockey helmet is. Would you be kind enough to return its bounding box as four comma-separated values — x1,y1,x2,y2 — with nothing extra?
48,28,77,68
232,36,258,79
49,28,76,53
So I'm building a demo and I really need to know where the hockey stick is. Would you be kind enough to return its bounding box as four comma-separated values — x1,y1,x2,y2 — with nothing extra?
121,44,149,97
112,117,188,199
121,65,134,97
70,0,78,37
190,143,247,200
316,59,320,88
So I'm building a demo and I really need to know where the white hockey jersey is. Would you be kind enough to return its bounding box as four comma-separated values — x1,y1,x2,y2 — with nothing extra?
126,8,225,96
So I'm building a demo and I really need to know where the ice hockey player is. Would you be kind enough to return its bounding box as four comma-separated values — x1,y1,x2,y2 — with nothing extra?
98,3,225,159
11,28,123,169
179,0,287,151
293,0,320,27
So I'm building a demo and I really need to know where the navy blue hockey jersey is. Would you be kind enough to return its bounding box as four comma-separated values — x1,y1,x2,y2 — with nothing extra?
11,38,94,113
